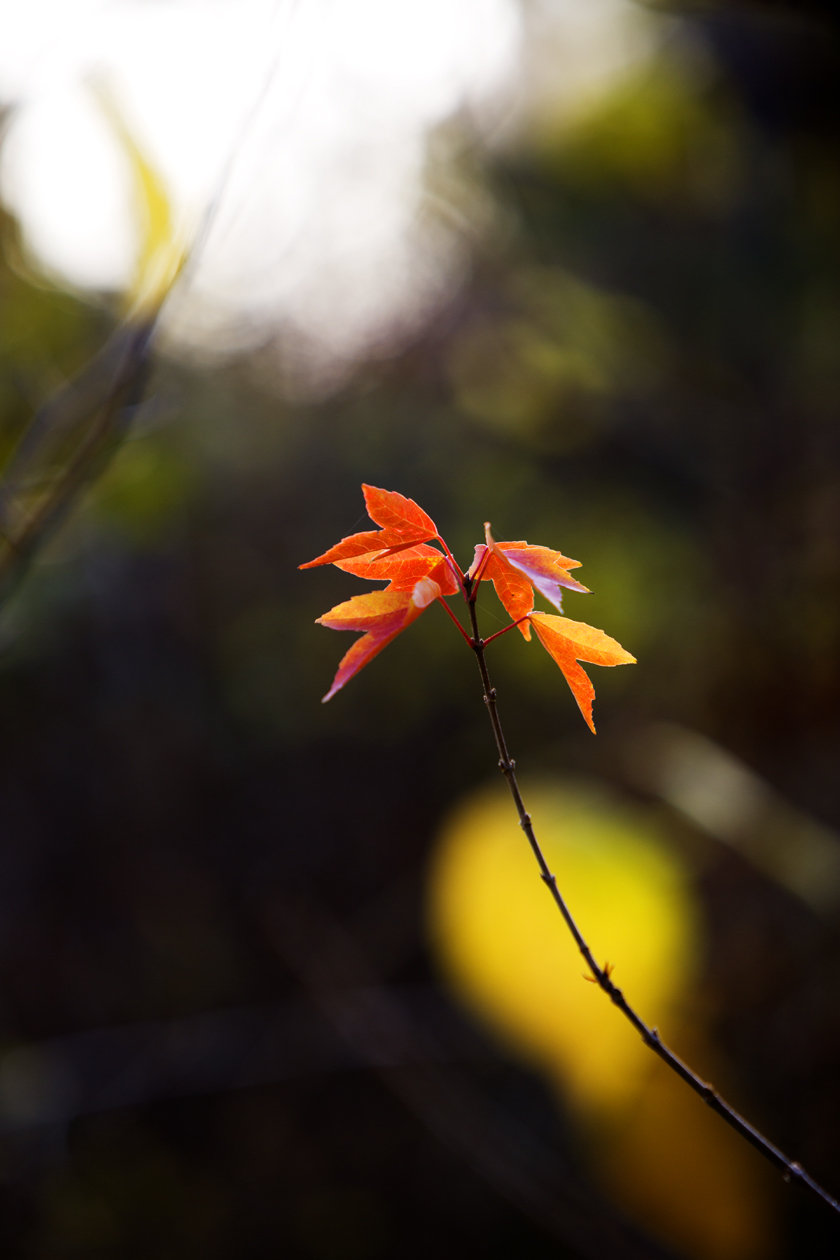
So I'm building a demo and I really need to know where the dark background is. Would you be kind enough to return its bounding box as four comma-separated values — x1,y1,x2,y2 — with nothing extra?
0,3,839,1257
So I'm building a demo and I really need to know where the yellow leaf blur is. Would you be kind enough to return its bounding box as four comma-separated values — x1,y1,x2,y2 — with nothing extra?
427,779,777,1259
92,79,187,320
428,780,697,1114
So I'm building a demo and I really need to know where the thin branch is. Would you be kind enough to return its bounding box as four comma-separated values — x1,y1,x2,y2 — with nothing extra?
481,614,530,647
435,534,466,594
465,593,840,1220
436,593,473,645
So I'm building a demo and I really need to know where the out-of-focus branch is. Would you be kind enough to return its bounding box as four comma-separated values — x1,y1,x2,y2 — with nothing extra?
623,722,840,916
0,80,187,607
0,319,157,604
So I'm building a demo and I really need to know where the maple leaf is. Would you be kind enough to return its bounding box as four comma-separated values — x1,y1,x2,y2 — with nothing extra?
299,485,438,569
473,525,589,639
316,577,443,702
337,543,459,595
528,612,636,733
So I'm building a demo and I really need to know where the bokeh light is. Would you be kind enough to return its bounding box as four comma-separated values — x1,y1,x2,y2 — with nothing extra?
0,0,663,375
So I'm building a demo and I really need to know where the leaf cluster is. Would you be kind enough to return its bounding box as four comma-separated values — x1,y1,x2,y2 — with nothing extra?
301,485,635,730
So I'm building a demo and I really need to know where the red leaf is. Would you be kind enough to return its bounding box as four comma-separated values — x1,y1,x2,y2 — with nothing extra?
299,486,438,570
337,544,459,595
362,484,438,536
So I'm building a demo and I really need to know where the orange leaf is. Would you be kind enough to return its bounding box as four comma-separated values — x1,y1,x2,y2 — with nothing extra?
316,579,441,701
337,544,459,595
529,612,636,733
362,484,438,536
472,543,535,638
477,526,589,637
299,485,438,570
486,526,588,608
299,529,414,568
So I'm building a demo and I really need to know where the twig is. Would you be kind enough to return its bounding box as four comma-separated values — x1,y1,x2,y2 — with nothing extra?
463,582,840,1220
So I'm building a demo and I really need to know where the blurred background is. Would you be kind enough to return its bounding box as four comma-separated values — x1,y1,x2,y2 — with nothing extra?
0,1,839,1256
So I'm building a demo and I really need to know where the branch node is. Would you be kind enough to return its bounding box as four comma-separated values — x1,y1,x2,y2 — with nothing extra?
700,1081,716,1106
